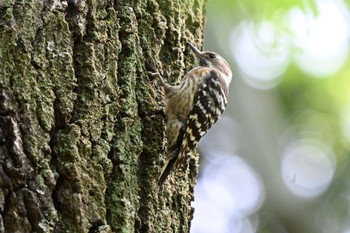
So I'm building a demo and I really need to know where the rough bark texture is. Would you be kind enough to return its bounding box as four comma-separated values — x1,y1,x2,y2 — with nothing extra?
0,0,206,232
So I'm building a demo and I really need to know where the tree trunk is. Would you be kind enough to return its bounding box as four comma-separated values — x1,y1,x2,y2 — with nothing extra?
0,0,206,232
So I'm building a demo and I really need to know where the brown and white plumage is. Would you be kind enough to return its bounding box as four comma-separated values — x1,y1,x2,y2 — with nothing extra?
157,42,232,187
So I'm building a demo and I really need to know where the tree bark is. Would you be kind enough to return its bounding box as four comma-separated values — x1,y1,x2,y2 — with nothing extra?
0,0,206,232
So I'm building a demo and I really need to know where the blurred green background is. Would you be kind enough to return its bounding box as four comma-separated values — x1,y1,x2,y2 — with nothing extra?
192,0,350,232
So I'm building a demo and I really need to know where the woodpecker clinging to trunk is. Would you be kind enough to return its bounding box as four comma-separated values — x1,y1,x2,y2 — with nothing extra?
154,42,232,187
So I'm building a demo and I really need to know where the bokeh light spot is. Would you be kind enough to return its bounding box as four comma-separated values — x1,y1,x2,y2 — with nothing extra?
191,156,264,233
230,20,291,89
281,141,335,198
288,0,350,77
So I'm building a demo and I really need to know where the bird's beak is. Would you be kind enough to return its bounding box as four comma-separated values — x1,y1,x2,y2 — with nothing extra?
187,42,203,58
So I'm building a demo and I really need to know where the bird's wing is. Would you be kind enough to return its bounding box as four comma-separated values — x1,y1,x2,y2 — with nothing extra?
175,70,228,167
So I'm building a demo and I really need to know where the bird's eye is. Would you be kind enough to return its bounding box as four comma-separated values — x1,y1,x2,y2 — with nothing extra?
208,53,216,59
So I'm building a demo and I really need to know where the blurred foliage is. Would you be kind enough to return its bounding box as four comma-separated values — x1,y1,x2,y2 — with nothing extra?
280,61,350,173
207,0,317,21
199,0,350,232
206,0,350,166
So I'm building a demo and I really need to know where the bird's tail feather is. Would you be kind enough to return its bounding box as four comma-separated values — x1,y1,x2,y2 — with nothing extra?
157,157,177,187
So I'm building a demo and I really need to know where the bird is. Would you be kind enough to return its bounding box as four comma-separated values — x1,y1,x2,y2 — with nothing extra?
156,42,232,187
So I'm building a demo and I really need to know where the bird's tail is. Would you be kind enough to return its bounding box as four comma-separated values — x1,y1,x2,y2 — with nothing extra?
157,157,177,187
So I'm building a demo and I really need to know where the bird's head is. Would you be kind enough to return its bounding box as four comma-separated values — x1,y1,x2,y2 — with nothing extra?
187,42,232,84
